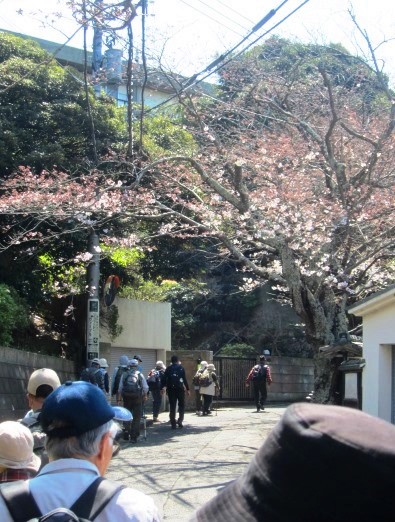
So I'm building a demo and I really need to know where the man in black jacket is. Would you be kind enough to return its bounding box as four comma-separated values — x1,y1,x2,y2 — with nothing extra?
161,355,190,429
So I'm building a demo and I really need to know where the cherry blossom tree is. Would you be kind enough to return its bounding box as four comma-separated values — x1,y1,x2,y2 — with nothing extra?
1,35,394,400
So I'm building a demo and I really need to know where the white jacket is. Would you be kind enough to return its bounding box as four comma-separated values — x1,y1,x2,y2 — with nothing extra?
199,371,218,396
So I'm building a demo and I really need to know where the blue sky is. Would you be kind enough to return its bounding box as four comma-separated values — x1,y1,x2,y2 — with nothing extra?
0,0,394,81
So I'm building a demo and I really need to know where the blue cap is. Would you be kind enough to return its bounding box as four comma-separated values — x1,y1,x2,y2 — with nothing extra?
41,381,131,438
113,406,133,421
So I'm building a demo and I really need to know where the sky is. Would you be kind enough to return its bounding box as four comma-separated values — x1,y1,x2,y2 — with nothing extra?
0,0,394,82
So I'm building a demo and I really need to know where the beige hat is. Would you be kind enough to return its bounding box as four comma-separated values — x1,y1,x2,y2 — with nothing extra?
27,368,61,396
99,358,109,368
207,363,216,371
0,421,41,472
156,360,165,369
200,361,208,368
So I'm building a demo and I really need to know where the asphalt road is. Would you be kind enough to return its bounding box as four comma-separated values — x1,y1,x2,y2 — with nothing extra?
106,403,289,521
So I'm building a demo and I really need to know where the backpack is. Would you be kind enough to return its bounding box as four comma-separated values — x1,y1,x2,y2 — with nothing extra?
199,369,212,388
0,476,124,522
80,367,105,390
122,369,142,396
20,416,48,470
147,369,162,391
111,366,128,396
251,364,267,382
192,371,202,386
167,365,184,389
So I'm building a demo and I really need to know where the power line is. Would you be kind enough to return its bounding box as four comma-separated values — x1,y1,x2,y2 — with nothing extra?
179,0,245,37
146,0,305,113
211,0,255,25
194,0,250,32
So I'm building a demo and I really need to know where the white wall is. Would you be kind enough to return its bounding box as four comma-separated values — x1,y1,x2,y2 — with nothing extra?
361,304,395,422
101,297,171,352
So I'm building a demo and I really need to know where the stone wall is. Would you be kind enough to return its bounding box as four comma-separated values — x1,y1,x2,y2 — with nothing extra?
0,346,78,421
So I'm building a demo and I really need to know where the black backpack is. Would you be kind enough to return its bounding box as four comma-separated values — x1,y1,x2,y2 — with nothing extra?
111,366,128,396
0,476,124,522
167,365,184,389
251,364,267,382
80,367,104,390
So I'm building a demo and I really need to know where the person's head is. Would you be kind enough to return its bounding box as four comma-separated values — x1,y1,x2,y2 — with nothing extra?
207,363,216,371
91,358,100,368
119,355,129,367
200,361,208,369
40,381,131,475
134,354,143,363
128,359,139,368
193,403,395,521
0,421,41,476
259,355,266,362
99,358,109,369
171,355,179,364
155,361,165,370
27,368,61,411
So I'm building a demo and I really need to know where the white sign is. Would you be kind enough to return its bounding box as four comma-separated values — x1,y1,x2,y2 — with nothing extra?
87,298,100,355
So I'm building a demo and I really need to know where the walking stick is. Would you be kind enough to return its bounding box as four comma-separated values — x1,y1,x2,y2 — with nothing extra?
142,402,147,441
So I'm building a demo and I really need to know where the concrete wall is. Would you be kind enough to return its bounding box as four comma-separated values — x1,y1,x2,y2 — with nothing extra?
359,305,395,422
0,347,78,421
267,356,315,402
101,297,171,352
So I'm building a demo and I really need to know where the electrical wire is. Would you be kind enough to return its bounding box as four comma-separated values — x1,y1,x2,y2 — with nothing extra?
211,0,255,25
180,0,246,37
146,0,310,113
194,0,250,32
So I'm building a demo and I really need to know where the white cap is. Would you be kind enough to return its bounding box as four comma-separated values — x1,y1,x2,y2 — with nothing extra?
99,358,109,368
0,421,41,472
27,368,61,396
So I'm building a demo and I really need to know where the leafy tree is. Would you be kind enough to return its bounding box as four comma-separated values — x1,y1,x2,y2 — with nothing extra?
217,342,258,358
0,32,126,174
0,283,30,345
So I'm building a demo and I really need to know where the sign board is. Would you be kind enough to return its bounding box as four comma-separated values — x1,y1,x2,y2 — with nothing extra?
87,298,100,357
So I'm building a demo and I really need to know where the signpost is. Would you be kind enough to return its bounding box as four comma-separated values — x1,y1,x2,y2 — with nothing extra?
86,230,100,361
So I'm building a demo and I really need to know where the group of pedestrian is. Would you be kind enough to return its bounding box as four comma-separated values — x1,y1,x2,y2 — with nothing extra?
2,360,395,520
0,368,159,521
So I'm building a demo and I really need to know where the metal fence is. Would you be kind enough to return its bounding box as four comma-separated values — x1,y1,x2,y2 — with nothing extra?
214,357,255,400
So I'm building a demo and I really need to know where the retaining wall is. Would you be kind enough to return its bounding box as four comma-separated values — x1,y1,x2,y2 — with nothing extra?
0,346,78,421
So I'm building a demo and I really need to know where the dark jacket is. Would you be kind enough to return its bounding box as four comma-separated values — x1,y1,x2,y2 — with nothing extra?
162,363,189,391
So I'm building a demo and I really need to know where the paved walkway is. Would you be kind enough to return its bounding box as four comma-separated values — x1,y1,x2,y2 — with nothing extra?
106,404,289,521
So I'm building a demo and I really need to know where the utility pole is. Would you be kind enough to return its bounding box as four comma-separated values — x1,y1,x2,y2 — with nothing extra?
86,229,100,362
92,0,103,95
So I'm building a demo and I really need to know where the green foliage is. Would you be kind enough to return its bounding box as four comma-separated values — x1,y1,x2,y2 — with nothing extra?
38,253,86,296
137,114,197,158
101,245,144,269
0,32,126,174
119,279,179,301
0,283,30,345
101,304,123,341
217,342,258,358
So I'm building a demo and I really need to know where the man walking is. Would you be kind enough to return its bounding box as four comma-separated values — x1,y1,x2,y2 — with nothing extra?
147,361,166,422
161,355,190,429
0,381,160,521
119,359,148,442
246,355,272,412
